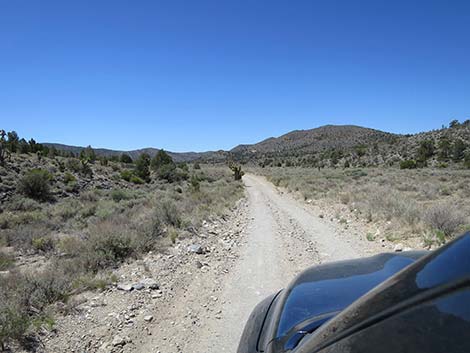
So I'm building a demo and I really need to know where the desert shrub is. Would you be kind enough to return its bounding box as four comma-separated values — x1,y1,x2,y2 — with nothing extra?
0,275,31,350
110,189,133,202
31,236,55,253
0,251,14,271
338,192,351,204
190,175,200,192
72,273,117,292
99,157,108,166
95,200,120,219
51,198,81,221
400,160,417,169
193,162,201,170
79,190,99,203
424,203,465,237
63,172,76,184
0,210,47,230
155,200,182,228
17,169,53,201
5,195,41,212
0,267,71,350
157,163,183,183
130,175,144,184
4,222,52,250
82,219,136,271
167,227,179,244
66,158,82,173
120,169,133,182
80,205,97,219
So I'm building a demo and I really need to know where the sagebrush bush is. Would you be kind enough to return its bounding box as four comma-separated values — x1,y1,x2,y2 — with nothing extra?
400,160,417,169
424,203,465,236
0,250,14,271
110,189,133,202
130,175,144,184
5,195,41,212
155,200,182,228
17,169,53,201
120,169,133,182
0,266,72,350
63,172,76,184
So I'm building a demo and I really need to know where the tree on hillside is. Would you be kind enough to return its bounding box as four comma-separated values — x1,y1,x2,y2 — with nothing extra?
452,139,466,162
449,119,460,128
6,131,19,153
437,137,452,161
0,130,9,166
120,153,133,164
464,152,470,169
151,149,174,171
18,139,30,154
135,153,151,182
80,145,96,162
416,139,435,162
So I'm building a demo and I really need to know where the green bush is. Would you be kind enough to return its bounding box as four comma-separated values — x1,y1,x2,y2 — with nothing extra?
63,172,76,184
156,163,179,182
399,160,417,169
151,149,173,171
155,200,182,228
190,175,200,192
17,169,53,201
110,189,132,202
32,236,55,253
66,158,82,173
130,175,144,184
135,153,150,182
120,169,133,182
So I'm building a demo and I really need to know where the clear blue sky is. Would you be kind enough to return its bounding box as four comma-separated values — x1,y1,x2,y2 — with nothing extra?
1,1,469,152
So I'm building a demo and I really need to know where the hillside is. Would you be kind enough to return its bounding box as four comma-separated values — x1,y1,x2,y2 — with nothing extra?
40,121,470,168
42,143,228,163
231,125,398,154
231,122,470,168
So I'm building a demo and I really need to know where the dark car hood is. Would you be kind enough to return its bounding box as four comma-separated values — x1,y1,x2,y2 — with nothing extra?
264,251,426,352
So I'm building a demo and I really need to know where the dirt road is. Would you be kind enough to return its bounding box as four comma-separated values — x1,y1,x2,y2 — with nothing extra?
40,177,395,353
158,174,367,353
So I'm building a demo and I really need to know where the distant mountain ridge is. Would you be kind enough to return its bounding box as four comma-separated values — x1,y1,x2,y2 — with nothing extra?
44,122,470,167
42,143,227,163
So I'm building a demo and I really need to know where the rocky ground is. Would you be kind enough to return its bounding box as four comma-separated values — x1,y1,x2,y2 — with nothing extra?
37,198,249,353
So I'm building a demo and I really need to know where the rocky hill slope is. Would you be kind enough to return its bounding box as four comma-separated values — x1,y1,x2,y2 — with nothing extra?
231,122,470,168
43,120,470,168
